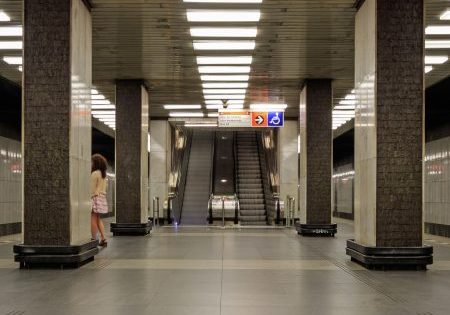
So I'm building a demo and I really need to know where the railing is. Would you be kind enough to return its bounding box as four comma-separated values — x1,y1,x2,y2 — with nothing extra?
286,195,296,227
208,194,239,226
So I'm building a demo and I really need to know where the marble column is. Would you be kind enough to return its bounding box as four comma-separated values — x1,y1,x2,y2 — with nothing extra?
347,0,433,269
111,80,151,236
296,79,337,236
14,0,97,268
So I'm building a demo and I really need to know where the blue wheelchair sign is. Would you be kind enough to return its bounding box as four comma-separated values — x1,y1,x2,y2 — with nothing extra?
268,112,284,127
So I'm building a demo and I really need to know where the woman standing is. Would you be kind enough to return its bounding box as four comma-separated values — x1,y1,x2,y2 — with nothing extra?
91,154,109,247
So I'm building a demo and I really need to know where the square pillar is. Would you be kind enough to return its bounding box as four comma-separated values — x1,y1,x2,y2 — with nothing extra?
346,0,433,269
111,80,151,236
13,0,98,268
296,79,337,236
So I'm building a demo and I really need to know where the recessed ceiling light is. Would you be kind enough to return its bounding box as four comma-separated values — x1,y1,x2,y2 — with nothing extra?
0,41,22,49
425,40,450,49
193,40,255,50
203,89,247,94
184,123,218,127
198,66,251,74
91,89,99,95
250,103,288,110
425,55,448,64
197,56,252,65
201,75,249,81
339,100,356,105
205,100,244,105
92,105,115,110
425,26,450,35
184,0,262,3
91,94,106,100
92,111,115,115
0,11,11,22
0,26,22,36
345,94,356,100
333,110,355,114
204,94,246,100
3,56,22,65
208,112,220,117
425,65,433,73
92,100,111,105
98,118,116,121
191,27,257,38
203,82,248,88
207,104,244,109
164,105,202,110
334,105,355,110
169,112,205,117
17,66,22,72
187,10,261,22
440,9,450,20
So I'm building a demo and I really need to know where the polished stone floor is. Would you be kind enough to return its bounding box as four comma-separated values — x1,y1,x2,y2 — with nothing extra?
1,220,450,315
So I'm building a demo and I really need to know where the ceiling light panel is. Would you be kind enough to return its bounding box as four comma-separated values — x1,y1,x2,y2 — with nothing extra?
205,100,244,105
0,41,22,49
425,66,433,73
204,94,246,100
203,82,248,88
169,112,205,117
426,26,450,35
425,55,448,64
187,10,261,22
201,75,249,81
198,66,251,73
0,26,22,36
425,40,450,49
92,105,115,110
164,105,202,109
92,100,111,105
206,104,244,109
197,56,252,65
250,104,288,110
193,40,255,50
0,11,10,22
3,56,22,65
440,9,450,20
184,0,262,3
203,89,247,94
191,27,257,38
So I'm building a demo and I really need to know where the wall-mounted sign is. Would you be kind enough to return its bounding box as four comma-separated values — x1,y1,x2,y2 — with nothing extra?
218,110,284,128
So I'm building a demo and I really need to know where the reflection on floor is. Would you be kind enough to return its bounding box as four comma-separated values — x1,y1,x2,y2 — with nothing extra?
0,221,450,315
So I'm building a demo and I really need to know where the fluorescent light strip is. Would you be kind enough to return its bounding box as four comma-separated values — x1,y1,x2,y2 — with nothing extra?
0,41,22,49
92,105,115,110
334,105,355,110
187,10,261,22
169,112,205,117
440,9,450,20
345,94,356,100
206,104,244,109
205,100,244,105
92,111,115,115
92,100,111,105
185,123,218,127
250,103,288,110
426,26,450,35
203,89,247,94
0,11,11,22
198,66,250,74
425,55,448,65
191,27,257,38
339,100,356,105
3,56,22,65
208,113,219,117
425,66,433,73
203,83,248,88
425,40,450,49
164,105,202,110
91,89,99,95
204,94,245,100
194,40,255,50
91,94,106,100
197,56,252,65
0,26,22,36
201,75,249,81
184,0,262,3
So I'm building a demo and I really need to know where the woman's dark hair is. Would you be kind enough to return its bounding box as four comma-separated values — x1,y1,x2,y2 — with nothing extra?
91,154,107,179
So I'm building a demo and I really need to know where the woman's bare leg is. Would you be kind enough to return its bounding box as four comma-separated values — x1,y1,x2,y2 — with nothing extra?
91,213,98,240
97,215,106,241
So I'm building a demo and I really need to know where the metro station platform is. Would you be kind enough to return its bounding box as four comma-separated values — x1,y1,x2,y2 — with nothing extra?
0,221,450,315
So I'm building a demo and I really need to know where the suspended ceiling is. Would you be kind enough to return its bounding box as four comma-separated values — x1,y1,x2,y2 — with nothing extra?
0,0,449,119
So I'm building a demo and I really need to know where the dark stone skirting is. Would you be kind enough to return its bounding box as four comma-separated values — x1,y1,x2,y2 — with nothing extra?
333,211,354,220
295,222,337,237
346,239,433,270
13,240,99,269
111,222,152,236
425,222,450,238
0,222,21,237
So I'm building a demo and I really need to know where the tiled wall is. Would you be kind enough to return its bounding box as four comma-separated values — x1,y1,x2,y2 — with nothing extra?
425,136,450,232
0,136,22,229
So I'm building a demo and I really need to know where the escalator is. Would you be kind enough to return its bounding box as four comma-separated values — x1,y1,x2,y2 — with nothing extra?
181,130,214,225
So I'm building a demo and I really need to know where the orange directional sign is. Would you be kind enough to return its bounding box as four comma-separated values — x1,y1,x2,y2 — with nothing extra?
251,112,268,127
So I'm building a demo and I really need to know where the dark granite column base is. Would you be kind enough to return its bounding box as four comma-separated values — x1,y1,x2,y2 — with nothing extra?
295,222,337,236
111,222,152,236
13,240,99,269
346,239,433,270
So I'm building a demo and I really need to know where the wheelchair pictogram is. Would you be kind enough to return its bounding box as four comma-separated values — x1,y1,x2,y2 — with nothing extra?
268,112,284,127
